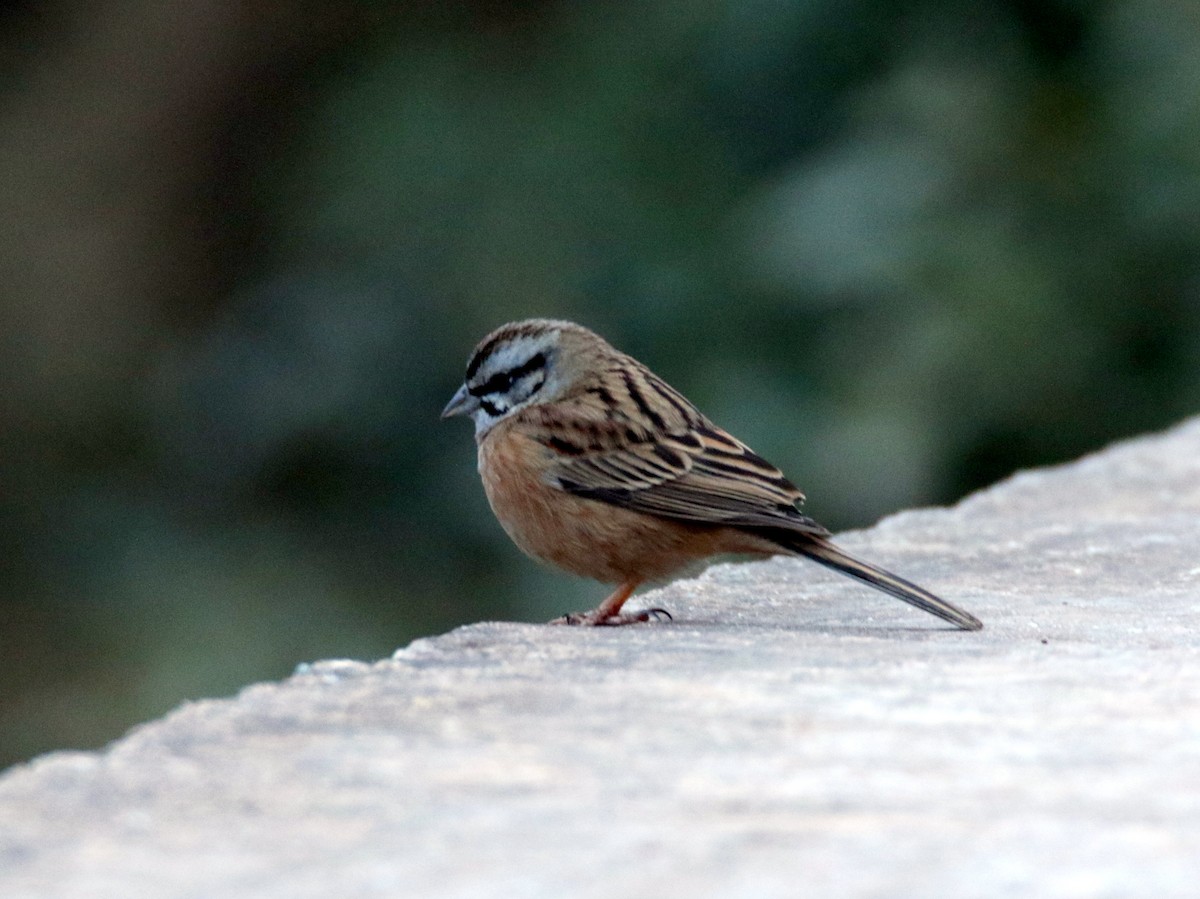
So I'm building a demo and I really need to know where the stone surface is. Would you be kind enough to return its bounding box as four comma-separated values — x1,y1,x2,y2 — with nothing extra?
3,419,1200,898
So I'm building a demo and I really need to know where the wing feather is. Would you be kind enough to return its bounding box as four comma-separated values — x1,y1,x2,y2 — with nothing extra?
523,370,828,537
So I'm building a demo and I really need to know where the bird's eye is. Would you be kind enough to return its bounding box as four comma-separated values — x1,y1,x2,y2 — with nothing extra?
476,370,514,396
472,352,547,398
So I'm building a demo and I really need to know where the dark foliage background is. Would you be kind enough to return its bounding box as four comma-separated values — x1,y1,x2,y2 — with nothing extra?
3,0,1198,767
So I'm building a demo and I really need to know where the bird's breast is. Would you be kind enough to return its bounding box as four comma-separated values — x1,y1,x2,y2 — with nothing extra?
476,420,762,584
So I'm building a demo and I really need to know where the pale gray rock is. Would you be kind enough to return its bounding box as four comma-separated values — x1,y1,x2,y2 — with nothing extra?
2,419,1199,898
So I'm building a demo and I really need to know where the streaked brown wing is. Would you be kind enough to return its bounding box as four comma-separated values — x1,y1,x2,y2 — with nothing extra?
527,376,828,535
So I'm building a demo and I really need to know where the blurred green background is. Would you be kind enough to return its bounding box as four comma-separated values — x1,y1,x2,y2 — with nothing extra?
3,0,1199,768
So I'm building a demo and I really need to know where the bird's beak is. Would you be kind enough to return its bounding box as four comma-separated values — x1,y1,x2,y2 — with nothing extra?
441,383,479,419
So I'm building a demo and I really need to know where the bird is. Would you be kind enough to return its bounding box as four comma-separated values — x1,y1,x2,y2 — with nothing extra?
442,319,982,631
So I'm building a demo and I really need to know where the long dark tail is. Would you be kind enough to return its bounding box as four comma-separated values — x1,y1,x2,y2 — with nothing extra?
774,533,982,631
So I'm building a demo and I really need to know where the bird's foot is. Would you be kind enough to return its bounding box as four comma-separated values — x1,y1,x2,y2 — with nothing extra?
549,607,673,626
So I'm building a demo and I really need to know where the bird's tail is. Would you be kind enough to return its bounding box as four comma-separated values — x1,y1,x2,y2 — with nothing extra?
775,533,983,631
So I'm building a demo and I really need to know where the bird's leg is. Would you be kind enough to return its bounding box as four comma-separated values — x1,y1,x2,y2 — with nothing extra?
593,579,638,619
549,579,672,626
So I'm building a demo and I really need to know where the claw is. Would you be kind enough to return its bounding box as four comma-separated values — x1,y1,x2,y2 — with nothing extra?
548,607,673,627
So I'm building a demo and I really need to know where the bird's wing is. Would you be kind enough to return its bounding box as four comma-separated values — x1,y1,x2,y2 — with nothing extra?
522,369,829,536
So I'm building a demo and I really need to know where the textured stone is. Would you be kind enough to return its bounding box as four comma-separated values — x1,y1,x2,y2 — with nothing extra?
2,419,1199,898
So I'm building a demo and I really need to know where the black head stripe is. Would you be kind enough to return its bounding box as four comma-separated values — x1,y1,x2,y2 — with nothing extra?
469,351,547,397
510,351,547,381
465,342,495,382
466,323,548,380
